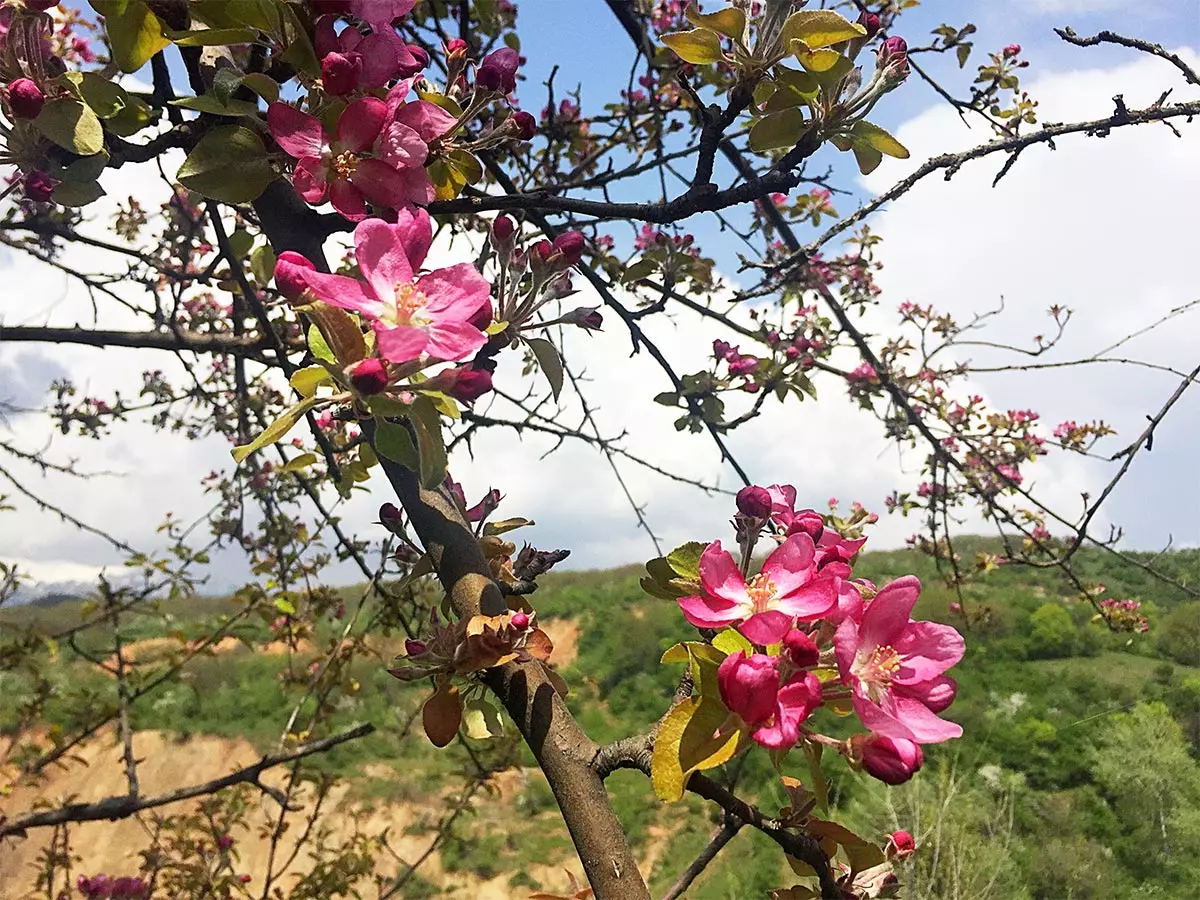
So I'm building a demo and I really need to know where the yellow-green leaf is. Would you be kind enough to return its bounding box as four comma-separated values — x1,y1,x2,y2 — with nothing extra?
851,120,910,159
790,43,844,73
166,26,259,46
526,336,564,402
280,452,318,473
240,72,280,103
779,9,866,50
712,628,752,657
90,0,170,73
411,397,448,489
177,125,272,203
34,100,104,156
852,141,884,175
231,395,322,463
683,4,746,42
749,108,808,152
650,697,741,801
661,28,725,65
303,302,367,365
462,697,505,740
373,419,419,468
428,157,468,201
288,365,331,398
51,180,105,207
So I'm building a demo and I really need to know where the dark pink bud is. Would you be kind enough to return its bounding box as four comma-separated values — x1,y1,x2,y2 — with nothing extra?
349,357,389,395
6,77,44,119
334,602,345,619
511,109,537,140
728,354,759,377
477,47,519,94
468,301,493,331
492,214,516,243
445,38,469,60
405,638,427,656
466,487,502,522
563,307,602,331
1003,43,1022,58
888,830,915,858
782,630,820,669
379,503,403,532
882,36,908,56
402,44,430,73
552,231,586,267
274,251,316,301
24,169,56,202
239,874,252,884
529,239,554,272
447,367,493,403
510,611,530,630
217,834,233,851
859,734,924,785
321,51,362,95
25,0,60,10
736,485,772,519
713,339,734,360
444,475,467,510
857,11,880,38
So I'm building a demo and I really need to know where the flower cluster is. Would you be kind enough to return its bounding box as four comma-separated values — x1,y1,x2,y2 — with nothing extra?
673,484,964,782
76,875,149,900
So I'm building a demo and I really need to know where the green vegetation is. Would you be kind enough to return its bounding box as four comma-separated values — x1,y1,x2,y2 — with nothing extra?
5,542,1200,897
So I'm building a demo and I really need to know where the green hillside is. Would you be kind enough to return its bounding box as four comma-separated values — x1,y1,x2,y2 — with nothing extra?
5,542,1200,898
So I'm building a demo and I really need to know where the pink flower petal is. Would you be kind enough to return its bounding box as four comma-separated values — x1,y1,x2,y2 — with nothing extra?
357,31,402,88
396,165,435,206
336,96,388,152
760,533,817,595
773,578,837,623
855,692,962,744
378,120,428,169
416,263,490,319
833,616,860,680
349,0,415,29
698,540,750,608
896,675,957,713
678,593,743,630
424,320,488,362
375,322,429,364
384,76,419,118
313,15,340,57
268,102,327,159
393,204,432,269
893,622,965,684
354,218,414,301
859,575,922,650
754,672,821,749
301,271,385,320
394,99,457,143
352,157,412,208
292,156,329,204
330,178,368,220
740,609,794,646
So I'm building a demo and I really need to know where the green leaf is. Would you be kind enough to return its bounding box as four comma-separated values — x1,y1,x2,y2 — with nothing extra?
851,120,910,159
303,303,367,366
307,323,335,364
171,94,260,116
446,148,482,184
280,452,318,473
228,229,254,259
621,258,658,284
166,26,259,46
779,9,866,50
288,365,330,398
683,5,746,41
482,517,534,537
60,153,109,184
667,541,707,581
462,697,505,740
51,180,105,207
78,72,128,119
661,28,724,65
250,243,276,284
712,628,752,657
104,94,153,137
749,108,808,152
90,0,170,73
231,395,322,463
526,337,564,402
177,125,272,203
273,597,296,615
35,100,104,156
851,141,883,175
956,42,972,68
790,43,844,73
240,72,280,103
411,397,448,489
373,419,419,469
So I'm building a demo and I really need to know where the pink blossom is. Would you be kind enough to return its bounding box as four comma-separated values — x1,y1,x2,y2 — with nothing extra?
717,651,823,749
678,536,838,645
267,97,433,220
298,209,490,364
857,734,924,785
834,576,964,743
349,0,415,30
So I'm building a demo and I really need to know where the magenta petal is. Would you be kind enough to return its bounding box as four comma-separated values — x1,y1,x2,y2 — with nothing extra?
853,692,962,744
378,120,428,169
760,533,817,596
896,675,957,713
416,264,490,319
739,609,793,646
314,15,340,57
775,578,837,623
337,96,388,152
354,218,414,302
833,617,860,681
375,322,429,364
829,576,864,625
860,575,922,650
393,204,432,269
384,76,419,118
353,157,411,208
301,271,384,319
718,652,778,725
292,156,328,204
678,593,743,630
394,99,458,143
268,103,327,158
330,178,368,220
424,320,488,362
698,541,750,607
396,165,435,206
357,32,402,88
893,621,965,684
349,0,415,29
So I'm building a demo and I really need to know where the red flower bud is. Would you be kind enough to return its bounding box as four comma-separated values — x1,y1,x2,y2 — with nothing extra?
274,251,316,301
887,830,916,859
24,169,56,202
402,44,430,74
857,734,924,785
492,214,516,243
857,11,881,38
321,51,362,95
782,629,820,669
476,47,519,94
736,485,773,519
445,38,469,60
350,358,389,395
6,77,44,119
379,502,403,532
447,367,493,403
1003,43,1022,58
552,231,586,267
882,36,908,56
405,638,427,656
511,109,537,140
510,611,530,630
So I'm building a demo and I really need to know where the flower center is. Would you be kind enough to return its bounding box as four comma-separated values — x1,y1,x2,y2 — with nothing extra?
745,573,778,615
332,150,359,180
388,282,432,328
852,644,901,703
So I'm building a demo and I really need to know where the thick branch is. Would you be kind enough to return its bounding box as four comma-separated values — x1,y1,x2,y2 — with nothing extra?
0,324,271,356
0,723,374,837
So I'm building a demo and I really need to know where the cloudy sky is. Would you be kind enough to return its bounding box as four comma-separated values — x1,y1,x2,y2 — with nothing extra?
1,1,1198,593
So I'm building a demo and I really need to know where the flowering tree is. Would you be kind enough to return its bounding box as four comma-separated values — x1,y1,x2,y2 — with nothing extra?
0,1,1196,898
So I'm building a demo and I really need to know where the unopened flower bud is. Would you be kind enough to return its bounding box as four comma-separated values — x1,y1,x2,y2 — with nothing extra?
6,77,44,119
736,485,773,519
563,306,602,331
877,35,910,85
401,44,430,74
543,272,575,300
552,231,586,267
857,734,924,785
476,47,519,94
274,251,316,301
491,214,516,246
857,11,881,38
24,169,56,201
447,367,493,403
466,487,502,521
349,357,389,395
510,109,537,140
404,638,427,656
444,38,469,61
25,0,60,10
510,611,530,630
782,629,820,668
887,830,916,859
321,51,362,95
379,502,403,533
1003,43,1022,58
